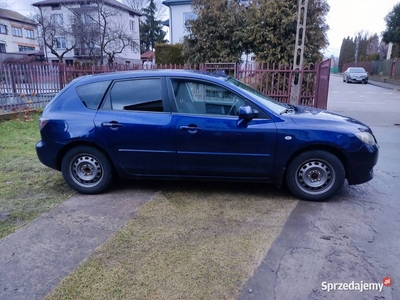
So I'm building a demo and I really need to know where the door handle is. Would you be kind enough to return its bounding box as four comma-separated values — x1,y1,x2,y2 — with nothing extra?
101,122,123,128
180,125,203,131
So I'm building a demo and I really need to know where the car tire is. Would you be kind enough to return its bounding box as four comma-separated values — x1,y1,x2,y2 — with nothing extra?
286,150,345,201
61,146,113,194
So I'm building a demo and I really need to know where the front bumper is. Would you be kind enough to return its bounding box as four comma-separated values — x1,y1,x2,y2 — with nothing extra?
346,143,379,185
349,77,368,83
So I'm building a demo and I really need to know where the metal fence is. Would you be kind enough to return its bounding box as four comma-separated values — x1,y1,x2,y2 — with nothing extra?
0,60,330,113
237,60,330,109
0,64,60,112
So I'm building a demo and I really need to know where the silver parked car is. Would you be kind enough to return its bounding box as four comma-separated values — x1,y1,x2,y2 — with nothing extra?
343,67,368,84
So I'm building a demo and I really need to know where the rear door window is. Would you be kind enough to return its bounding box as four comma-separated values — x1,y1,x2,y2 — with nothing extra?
76,80,111,109
104,78,164,112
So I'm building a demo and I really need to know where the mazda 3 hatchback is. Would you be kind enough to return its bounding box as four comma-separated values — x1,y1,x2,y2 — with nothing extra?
36,70,379,201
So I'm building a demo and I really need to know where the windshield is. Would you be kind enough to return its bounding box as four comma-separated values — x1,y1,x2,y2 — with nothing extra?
225,77,287,114
349,68,366,73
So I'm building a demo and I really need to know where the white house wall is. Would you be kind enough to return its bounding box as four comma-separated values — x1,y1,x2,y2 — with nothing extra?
39,5,76,62
169,4,191,44
114,12,140,64
39,4,140,64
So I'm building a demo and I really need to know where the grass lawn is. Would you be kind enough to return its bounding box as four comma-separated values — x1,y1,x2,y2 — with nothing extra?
46,183,298,300
1,112,299,299
0,112,73,239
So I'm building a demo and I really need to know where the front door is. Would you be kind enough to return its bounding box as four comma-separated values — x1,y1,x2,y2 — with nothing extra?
169,78,277,178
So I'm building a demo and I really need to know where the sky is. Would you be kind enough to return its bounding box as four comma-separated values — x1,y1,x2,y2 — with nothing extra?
5,0,400,58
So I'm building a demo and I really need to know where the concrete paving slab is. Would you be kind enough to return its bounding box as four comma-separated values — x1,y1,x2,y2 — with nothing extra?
0,186,156,300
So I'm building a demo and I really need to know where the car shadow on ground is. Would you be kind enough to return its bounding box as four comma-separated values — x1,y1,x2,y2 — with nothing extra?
108,178,295,200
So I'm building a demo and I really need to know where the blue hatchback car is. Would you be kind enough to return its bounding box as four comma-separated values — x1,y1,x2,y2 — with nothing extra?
36,70,379,201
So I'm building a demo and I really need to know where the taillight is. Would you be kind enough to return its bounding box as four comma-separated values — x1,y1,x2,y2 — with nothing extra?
39,117,49,130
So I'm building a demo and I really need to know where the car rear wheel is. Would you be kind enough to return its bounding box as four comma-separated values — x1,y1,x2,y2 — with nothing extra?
61,146,112,194
286,150,345,201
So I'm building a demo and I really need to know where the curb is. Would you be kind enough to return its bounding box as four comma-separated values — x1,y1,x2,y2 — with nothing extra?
367,81,400,91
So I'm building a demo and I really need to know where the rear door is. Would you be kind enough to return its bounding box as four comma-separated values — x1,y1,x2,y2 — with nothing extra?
94,77,176,176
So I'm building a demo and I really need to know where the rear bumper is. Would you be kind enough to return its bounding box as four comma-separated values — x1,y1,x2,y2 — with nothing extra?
36,140,62,171
346,143,379,185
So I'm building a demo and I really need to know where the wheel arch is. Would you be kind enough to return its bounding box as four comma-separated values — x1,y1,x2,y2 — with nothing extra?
55,141,115,172
277,144,350,186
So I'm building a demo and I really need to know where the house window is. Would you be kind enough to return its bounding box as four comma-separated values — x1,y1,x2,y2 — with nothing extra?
55,37,66,49
66,59,73,65
0,43,6,53
12,27,23,37
0,24,6,34
84,12,96,24
19,45,35,52
130,20,135,31
51,14,63,26
25,29,35,39
183,12,197,26
51,5,61,10
131,44,136,52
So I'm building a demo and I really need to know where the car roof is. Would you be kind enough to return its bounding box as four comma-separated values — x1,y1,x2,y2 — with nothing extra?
71,69,229,86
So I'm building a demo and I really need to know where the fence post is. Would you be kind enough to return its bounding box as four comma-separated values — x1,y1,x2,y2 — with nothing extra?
314,62,321,108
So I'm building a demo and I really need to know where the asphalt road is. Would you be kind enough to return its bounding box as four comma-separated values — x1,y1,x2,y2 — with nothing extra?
239,75,400,299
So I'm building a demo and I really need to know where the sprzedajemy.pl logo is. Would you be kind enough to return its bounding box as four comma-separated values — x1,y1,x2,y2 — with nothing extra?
321,277,392,293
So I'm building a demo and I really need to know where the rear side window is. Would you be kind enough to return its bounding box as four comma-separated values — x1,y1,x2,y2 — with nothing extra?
76,80,111,109
107,78,163,111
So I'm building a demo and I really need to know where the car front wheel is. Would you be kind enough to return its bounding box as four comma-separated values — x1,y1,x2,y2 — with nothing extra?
286,150,345,201
61,146,113,194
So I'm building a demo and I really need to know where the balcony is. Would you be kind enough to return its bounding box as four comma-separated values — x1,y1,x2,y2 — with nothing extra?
74,48,101,57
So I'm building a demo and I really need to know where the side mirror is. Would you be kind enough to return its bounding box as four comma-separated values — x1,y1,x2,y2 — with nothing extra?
238,105,257,121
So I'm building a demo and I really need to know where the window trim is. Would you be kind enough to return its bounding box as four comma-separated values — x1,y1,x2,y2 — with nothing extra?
0,43,6,53
25,28,35,39
12,26,23,37
0,24,7,35
18,45,35,52
129,20,135,32
55,37,66,49
51,13,63,26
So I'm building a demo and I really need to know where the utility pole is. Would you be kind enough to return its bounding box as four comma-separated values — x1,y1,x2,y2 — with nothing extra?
290,0,308,105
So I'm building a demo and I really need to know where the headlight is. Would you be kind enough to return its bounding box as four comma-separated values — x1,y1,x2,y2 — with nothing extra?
355,132,376,146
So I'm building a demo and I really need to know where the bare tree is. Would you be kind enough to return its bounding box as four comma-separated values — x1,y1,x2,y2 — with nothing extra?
123,0,166,19
34,8,76,63
122,0,148,12
73,0,139,65
103,24,138,66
